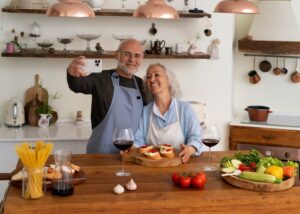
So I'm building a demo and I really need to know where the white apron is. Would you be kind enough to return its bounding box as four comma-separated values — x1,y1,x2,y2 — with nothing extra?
146,100,184,150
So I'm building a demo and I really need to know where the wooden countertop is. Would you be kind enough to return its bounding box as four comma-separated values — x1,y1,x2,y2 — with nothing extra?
3,151,300,213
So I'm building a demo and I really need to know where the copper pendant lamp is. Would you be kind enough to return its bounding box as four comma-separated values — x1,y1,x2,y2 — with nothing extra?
133,0,179,19
214,0,259,14
46,0,95,17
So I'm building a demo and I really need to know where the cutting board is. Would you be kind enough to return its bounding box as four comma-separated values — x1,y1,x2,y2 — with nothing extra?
122,148,182,167
222,175,295,192
10,170,86,189
24,74,48,105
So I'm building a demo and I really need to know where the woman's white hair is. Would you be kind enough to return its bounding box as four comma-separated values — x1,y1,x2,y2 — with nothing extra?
144,63,182,98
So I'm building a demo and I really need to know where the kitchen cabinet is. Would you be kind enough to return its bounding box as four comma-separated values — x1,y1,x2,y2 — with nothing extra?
1,7,211,59
229,125,300,150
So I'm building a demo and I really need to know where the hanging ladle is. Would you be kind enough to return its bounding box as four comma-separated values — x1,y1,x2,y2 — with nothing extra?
273,57,281,75
281,57,288,74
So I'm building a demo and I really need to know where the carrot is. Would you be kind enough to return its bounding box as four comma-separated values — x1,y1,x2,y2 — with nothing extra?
282,166,295,178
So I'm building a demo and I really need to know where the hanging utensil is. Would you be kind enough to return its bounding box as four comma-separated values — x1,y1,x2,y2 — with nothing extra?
248,57,261,84
281,57,288,74
291,58,300,83
273,57,281,75
259,56,272,72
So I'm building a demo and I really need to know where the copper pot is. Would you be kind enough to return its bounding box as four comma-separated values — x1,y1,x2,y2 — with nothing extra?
245,106,272,122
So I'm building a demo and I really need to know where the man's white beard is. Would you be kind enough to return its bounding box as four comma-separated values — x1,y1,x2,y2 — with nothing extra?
117,62,138,74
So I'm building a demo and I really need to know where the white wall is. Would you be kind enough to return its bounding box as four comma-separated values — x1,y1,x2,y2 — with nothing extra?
0,0,234,151
234,0,300,114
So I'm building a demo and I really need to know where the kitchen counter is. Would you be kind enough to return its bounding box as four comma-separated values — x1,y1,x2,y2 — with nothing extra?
231,111,300,131
0,122,92,142
3,151,300,213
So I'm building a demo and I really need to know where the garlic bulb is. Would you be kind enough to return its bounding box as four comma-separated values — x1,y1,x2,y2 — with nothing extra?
126,179,137,191
113,184,125,194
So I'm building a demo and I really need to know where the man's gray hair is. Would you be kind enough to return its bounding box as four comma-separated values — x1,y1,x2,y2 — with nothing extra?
145,63,182,98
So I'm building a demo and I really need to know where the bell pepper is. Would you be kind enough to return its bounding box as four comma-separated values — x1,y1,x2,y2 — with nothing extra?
282,166,295,178
265,166,283,180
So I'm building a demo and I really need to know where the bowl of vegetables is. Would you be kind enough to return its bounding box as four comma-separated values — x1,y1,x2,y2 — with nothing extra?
220,150,298,192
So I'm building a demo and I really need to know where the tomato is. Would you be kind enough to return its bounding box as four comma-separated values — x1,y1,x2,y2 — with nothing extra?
248,162,257,170
197,172,207,184
238,164,253,172
178,175,192,188
191,173,206,188
172,172,181,185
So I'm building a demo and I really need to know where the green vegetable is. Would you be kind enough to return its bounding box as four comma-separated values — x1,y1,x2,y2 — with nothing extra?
256,165,266,174
257,157,283,169
285,160,299,168
220,156,233,168
239,171,281,183
233,149,261,166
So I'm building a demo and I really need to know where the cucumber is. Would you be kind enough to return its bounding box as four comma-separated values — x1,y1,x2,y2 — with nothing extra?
239,171,276,183
222,167,236,173
231,159,242,168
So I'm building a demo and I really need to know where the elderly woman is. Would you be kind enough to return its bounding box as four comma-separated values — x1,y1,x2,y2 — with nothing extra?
134,63,202,163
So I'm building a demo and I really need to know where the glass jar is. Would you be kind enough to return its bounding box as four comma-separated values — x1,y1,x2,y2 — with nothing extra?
22,167,46,200
52,150,74,197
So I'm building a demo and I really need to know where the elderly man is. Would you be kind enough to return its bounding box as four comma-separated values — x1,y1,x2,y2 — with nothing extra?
67,39,150,154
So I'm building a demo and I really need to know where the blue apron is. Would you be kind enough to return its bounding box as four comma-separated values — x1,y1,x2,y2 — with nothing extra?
86,72,143,154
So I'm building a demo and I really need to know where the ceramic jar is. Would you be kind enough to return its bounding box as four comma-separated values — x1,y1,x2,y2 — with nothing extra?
38,114,52,128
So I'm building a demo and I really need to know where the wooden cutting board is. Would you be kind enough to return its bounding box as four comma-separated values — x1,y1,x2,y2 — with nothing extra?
122,148,182,167
24,74,48,105
222,175,295,192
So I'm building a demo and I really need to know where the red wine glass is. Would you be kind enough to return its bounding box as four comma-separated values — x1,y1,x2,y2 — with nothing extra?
201,123,221,171
113,128,134,176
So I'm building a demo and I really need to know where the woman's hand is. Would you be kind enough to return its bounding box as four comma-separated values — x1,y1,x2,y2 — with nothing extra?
67,56,87,77
179,144,196,163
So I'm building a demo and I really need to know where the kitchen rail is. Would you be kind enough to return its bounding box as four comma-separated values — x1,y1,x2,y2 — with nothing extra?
244,53,300,59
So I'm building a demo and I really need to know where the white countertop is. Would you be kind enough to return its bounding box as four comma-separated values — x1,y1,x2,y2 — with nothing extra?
0,122,92,142
230,111,300,131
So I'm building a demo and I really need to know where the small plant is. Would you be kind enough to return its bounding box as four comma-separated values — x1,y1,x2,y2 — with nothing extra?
36,92,61,115
185,32,202,45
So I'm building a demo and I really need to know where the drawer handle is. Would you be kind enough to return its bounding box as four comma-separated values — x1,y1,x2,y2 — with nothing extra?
263,135,274,140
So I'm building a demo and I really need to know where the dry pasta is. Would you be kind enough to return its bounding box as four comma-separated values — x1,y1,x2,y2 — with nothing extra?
15,141,53,199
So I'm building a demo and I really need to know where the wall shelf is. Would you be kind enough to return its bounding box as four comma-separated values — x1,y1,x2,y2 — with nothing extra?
1,7,211,18
238,39,300,55
1,49,210,59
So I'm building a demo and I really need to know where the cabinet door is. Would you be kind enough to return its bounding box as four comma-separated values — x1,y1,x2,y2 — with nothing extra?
230,125,300,150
